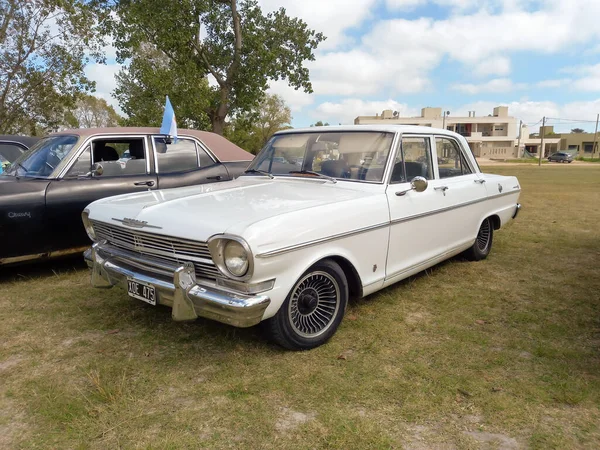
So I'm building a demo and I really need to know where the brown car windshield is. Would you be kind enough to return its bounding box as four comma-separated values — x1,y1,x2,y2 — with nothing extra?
245,131,395,182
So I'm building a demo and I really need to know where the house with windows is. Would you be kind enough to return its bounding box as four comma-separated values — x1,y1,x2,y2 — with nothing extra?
355,106,523,158
536,126,598,157
355,106,562,158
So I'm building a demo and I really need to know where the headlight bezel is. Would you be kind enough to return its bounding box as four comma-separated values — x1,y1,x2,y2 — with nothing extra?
81,208,96,241
207,235,254,281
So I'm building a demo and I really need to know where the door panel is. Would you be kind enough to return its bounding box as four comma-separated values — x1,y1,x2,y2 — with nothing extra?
385,135,449,281
0,179,50,259
45,136,157,252
386,183,452,282
45,175,158,251
433,136,488,249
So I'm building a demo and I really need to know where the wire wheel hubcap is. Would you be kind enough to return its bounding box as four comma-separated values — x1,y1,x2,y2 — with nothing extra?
288,271,340,338
477,219,491,252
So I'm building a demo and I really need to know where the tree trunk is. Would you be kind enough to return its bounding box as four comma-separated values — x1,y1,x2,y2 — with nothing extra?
210,86,229,135
212,116,226,135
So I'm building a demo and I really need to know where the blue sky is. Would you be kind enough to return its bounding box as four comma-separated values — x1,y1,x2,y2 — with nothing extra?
87,0,600,133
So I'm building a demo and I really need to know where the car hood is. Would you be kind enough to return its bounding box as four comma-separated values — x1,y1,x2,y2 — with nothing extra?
87,177,388,248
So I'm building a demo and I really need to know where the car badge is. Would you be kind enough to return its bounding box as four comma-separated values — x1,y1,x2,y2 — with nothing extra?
112,217,162,229
498,183,503,193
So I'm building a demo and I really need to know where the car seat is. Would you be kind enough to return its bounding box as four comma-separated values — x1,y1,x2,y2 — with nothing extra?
321,159,349,178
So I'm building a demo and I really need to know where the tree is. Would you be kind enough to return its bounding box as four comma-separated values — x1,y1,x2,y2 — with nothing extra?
310,121,330,127
71,95,122,128
108,0,324,135
571,128,585,133
0,0,106,134
226,93,292,154
114,44,212,130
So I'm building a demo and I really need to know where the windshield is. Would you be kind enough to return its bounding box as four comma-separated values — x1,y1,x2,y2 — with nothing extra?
3,135,78,178
245,131,395,182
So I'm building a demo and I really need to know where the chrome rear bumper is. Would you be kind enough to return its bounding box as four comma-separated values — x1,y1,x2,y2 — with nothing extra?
84,242,270,328
512,203,521,219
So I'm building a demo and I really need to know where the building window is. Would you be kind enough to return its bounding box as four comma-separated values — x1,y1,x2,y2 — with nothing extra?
583,142,594,153
568,145,579,152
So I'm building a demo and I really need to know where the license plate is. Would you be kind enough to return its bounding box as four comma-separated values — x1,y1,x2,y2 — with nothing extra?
127,278,156,306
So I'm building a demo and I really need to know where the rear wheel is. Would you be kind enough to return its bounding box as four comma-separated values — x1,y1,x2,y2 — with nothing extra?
263,260,348,350
464,217,494,261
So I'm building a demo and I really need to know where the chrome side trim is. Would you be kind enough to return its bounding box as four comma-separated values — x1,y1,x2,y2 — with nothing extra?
255,222,390,258
390,190,520,226
0,245,90,266
384,243,468,282
256,190,520,259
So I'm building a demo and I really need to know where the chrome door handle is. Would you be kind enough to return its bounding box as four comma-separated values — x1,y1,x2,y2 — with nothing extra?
434,186,449,196
474,179,486,184
134,180,155,186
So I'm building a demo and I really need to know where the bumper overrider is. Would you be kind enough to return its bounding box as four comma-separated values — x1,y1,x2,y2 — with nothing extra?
84,242,271,328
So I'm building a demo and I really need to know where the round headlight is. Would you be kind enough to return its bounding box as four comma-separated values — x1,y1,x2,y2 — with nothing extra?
81,210,96,241
223,240,249,277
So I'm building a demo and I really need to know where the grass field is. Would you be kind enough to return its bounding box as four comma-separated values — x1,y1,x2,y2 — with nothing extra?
1,165,599,449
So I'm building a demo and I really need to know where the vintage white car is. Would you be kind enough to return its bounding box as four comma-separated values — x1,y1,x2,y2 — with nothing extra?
83,125,521,350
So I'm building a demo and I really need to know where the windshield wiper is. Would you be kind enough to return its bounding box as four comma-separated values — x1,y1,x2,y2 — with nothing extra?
288,170,337,184
244,168,274,179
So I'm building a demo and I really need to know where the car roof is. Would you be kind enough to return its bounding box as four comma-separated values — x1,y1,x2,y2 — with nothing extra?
274,124,463,138
51,127,253,162
0,135,40,147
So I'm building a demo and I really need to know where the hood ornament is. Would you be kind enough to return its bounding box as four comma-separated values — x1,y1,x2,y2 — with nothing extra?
112,217,162,229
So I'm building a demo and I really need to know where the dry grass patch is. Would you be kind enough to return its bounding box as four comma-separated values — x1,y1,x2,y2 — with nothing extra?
1,165,599,449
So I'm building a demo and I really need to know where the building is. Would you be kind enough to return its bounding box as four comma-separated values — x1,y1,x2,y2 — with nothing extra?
537,126,598,157
355,106,560,158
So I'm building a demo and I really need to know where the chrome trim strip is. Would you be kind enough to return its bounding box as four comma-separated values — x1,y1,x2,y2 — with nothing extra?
256,190,520,258
390,190,520,226
0,245,90,265
384,243,467,282
255,222,390,258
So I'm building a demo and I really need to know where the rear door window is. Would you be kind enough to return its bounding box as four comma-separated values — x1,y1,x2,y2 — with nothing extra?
154,137,200,173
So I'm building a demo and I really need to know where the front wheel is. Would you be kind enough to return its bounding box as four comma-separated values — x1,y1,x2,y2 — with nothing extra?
464,217,494,261
263,260,348,350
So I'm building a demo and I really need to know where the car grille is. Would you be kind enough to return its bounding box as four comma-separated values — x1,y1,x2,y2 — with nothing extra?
92,221,220,280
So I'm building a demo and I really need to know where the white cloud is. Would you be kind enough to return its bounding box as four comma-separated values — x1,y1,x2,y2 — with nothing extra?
535,79,570,89
452,78,526,94
302,0,600,99
258,0,376,49
314,98,418,124
268,80,314,112
570,64,600,92
472,56,511,77
84,63,122,113
385,0,426,9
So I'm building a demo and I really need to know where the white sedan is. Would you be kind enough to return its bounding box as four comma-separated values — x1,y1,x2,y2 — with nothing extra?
83,125,521,350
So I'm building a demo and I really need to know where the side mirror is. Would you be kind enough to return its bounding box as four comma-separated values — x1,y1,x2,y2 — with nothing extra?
395,176,428,196
412,176,428,192
92,163,104,177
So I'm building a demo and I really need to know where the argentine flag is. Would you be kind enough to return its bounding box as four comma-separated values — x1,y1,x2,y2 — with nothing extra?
160,95,177,141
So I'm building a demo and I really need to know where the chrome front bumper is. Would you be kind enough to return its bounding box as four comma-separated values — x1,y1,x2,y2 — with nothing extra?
84,243,271,328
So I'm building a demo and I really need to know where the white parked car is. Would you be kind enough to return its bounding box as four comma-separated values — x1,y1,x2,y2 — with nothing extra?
83,126,521,350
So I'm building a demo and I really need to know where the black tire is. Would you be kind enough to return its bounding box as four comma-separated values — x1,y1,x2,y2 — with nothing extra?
568,160,572,163
263,259,348,350
464,217,494,261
